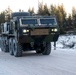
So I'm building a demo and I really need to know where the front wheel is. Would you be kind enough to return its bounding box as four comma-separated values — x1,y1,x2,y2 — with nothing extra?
13,39,22,57
42,42,51,55
9,38,13,55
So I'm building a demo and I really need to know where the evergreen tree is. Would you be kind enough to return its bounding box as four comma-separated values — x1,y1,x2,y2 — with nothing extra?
28,7,34,16
72,7,76,28
0,12,5,24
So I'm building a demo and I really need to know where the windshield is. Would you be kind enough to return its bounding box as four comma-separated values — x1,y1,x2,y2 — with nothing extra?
21,19,37,25
40,18,56,25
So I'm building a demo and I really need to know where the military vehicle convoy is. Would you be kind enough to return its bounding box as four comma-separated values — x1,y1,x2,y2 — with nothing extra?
1,12,59,57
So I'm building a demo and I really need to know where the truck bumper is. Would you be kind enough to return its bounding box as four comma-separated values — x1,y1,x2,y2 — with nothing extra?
19,33,59,43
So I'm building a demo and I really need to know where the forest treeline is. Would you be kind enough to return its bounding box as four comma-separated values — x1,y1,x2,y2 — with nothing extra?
0,2,76,34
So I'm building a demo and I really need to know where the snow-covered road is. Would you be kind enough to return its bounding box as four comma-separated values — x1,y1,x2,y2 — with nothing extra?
0,48,76,75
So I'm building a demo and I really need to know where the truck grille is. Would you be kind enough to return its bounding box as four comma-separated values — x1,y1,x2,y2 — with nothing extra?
31,29,49,35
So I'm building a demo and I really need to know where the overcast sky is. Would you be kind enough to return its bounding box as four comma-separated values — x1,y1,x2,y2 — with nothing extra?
0,0,76,14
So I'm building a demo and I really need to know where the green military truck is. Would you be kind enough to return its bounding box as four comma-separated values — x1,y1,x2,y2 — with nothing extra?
1,12,59,57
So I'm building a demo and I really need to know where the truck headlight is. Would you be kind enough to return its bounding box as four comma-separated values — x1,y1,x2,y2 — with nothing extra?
52,29,54,31
23,29,27,33
54,29,58,32
26,30,29,32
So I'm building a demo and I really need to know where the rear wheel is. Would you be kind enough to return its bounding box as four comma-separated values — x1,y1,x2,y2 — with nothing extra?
5,45,9,52
1,37,4,51
3,40,7,52
4,37,9,52
13,38,22,57
42,42,51,55
2,37,7,52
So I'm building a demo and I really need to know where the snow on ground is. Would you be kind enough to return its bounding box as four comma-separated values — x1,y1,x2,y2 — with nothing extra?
0,47,76,75
52,34,76,50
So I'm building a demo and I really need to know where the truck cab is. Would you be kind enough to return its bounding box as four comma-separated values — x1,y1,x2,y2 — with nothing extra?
10,15,59,57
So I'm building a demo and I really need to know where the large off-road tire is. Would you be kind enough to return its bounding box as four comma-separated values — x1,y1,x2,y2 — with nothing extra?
42,42,51,55
3,40,7,52
2,37,7,52
9,38,13,55
5,45,9,52
3,37,9,52
6,37,9,52
13,39,22,57
1,37,4,51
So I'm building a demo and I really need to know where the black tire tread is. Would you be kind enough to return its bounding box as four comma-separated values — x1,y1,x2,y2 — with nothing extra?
14,43,22,57
42,42,51,55
9,38,13,55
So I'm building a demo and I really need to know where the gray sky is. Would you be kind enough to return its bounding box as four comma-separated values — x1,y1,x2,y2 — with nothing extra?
0,0,76,14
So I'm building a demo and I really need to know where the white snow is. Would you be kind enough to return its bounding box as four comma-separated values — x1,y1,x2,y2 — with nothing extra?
52,34,76,50
0,48,1,52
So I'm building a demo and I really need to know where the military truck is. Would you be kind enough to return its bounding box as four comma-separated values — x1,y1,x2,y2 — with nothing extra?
1,12,59,57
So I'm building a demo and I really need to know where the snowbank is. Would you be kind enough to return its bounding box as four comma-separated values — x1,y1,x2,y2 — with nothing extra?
55,34,76,49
